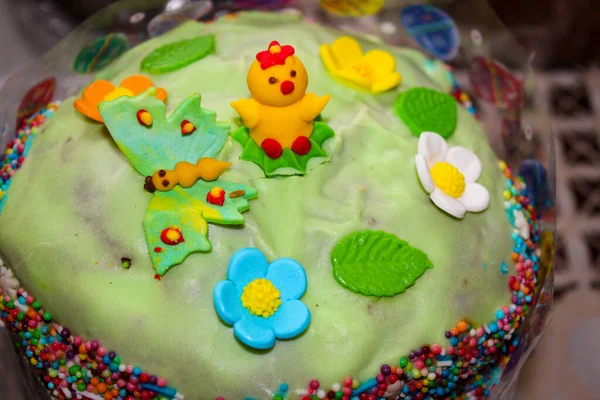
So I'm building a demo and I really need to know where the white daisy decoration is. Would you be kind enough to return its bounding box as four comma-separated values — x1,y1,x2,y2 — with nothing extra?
415,132,490,219
0,260,20,300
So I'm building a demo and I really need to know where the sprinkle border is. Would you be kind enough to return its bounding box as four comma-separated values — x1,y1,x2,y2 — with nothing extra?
0,105,546,400
0,103,60,213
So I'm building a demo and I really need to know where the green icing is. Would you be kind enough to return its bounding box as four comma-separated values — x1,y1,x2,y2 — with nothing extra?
141,34,215,74
232,121,334,176
0,13,514,399
394,87,457,138
331,230,433,297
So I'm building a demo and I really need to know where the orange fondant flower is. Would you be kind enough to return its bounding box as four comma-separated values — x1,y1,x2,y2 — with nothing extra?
74,75,167,122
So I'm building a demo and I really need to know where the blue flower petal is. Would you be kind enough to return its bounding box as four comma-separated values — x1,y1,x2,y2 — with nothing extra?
270,300,311,340
213,280,244,326
265,258,307,301
233,316,276,350
227,248,269,288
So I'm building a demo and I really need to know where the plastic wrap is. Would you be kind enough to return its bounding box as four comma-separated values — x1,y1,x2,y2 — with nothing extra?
0,1,555,399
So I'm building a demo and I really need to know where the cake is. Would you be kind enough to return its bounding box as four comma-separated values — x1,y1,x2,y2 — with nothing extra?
0,11,543,400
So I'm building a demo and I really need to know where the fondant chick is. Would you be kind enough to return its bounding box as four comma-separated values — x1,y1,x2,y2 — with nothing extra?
231,41,330,159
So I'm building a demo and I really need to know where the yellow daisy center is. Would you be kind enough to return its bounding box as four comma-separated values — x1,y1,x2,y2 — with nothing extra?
351,62,375,81
104,87,134,102
430,162,466,198
241,278,282,318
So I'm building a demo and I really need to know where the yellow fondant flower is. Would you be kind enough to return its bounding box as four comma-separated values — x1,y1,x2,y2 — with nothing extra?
320,36,402,93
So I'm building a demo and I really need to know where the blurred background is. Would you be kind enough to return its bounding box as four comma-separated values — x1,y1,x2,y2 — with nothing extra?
0,0,599,399
2,0,600,85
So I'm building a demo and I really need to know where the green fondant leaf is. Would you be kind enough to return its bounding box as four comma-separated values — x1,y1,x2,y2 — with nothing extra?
231,126,251,147
331,230,433,297
72,33,129,74
145,182,257,276
99,89,229,176
393,87,457,138
232,121,334,177
141,35,215,74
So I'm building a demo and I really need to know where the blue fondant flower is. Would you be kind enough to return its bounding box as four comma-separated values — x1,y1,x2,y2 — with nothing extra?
213,248,311,350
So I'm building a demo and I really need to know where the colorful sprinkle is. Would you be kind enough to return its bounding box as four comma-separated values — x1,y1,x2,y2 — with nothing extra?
0,103,60,214
0,288,180,400
446,66,478,117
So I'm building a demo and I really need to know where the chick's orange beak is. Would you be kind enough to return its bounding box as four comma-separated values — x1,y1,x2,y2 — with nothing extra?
280,80,294,95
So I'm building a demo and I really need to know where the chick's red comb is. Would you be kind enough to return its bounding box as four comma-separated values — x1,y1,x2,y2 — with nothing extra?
256,41,295,70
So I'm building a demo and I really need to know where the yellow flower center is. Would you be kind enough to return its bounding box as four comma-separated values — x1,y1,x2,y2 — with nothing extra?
104,87,134,102
241,278,282,318
351,62,375,81
430,162,466,198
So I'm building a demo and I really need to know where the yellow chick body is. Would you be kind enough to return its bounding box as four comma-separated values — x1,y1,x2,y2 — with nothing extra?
235,97,330,148
231,41,330,157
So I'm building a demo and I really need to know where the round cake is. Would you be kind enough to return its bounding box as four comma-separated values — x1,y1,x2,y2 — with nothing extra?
0,11,542,400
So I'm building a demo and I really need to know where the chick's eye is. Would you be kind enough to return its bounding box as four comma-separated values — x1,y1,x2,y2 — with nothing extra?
290,70,296,77
269,77,277,84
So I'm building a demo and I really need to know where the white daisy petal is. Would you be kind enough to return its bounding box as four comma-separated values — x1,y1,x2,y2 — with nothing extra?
430,188,466,218
418,132,448,167
415,154,435,193
446,146,482,182
458,183,490,212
